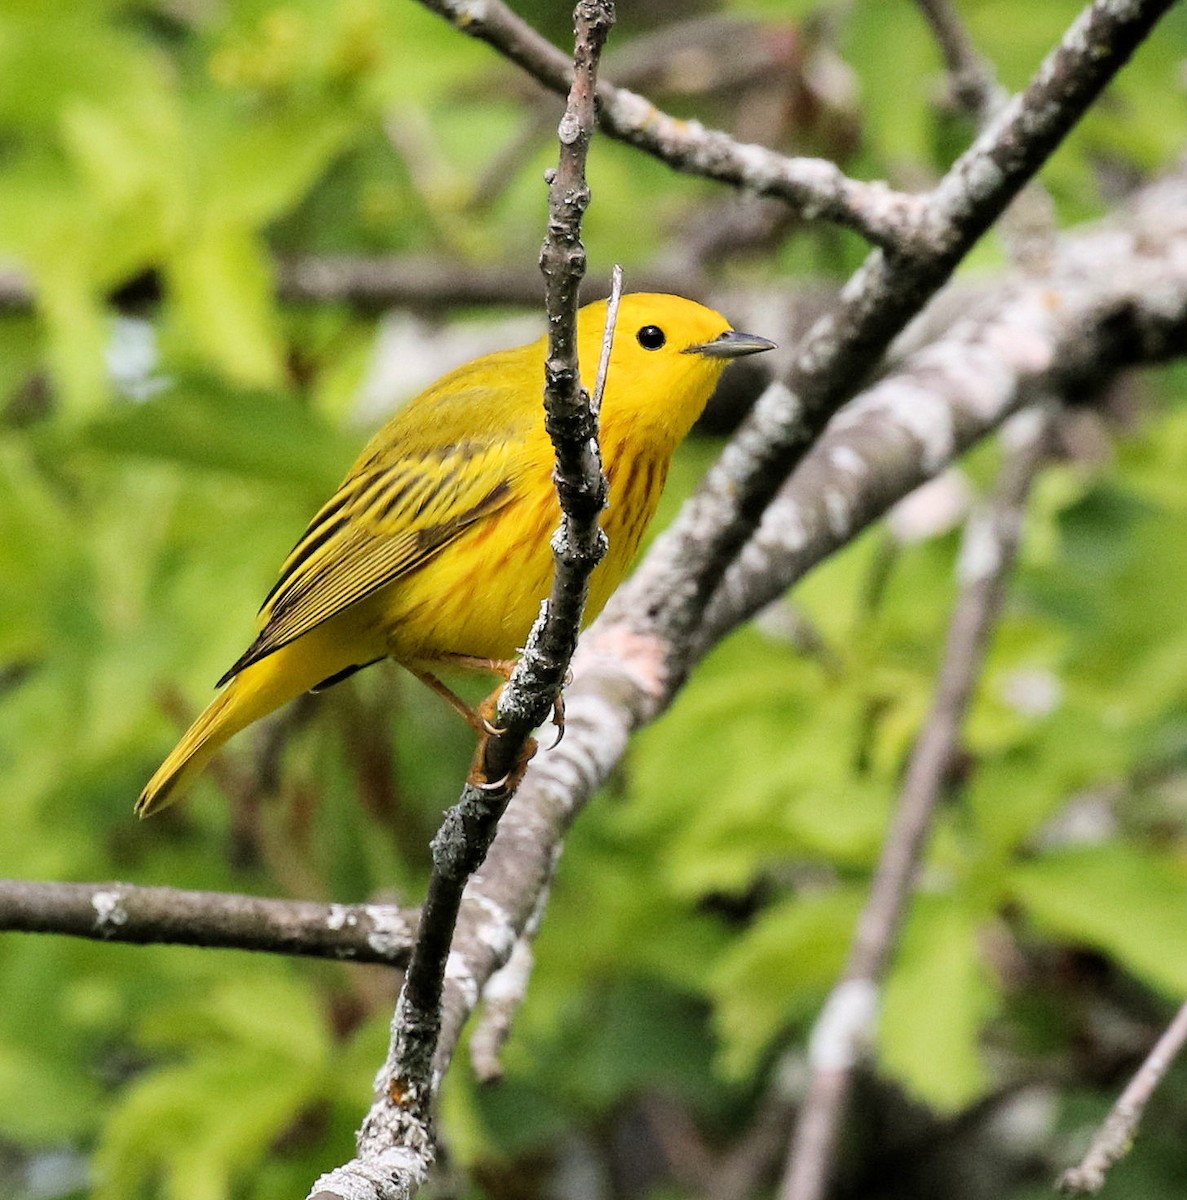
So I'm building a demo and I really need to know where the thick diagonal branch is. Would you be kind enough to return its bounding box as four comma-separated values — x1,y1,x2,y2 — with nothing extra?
431,162,1187,1107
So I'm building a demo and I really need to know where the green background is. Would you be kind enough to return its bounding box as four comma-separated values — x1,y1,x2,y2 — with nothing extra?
3,1,1187,1197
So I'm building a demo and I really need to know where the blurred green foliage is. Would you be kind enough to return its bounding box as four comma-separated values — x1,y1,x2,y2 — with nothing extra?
3,1,1187,1198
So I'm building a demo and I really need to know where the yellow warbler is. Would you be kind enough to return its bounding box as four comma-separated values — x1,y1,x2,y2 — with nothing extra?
137,294,773,816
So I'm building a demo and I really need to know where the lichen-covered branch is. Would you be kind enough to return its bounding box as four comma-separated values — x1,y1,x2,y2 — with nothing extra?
698,166,1187,648
0,878,416,964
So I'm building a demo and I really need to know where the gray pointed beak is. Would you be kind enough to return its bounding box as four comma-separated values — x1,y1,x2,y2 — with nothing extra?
684,329,777,359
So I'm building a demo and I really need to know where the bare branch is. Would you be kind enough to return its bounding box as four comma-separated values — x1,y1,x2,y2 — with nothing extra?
424,162,1187,1159
915,0,1005,121
412,0,923,249
469,884,551,1083
308,6,615,1198
0,878,416,964
1058,1000,1187,1194
698,166,1187,649
779,405,1055,1200
617,0,1175,674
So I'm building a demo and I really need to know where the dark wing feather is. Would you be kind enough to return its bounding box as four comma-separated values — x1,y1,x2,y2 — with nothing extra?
216,444,517,686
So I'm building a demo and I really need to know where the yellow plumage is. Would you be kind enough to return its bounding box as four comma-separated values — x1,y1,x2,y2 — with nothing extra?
137,293,773,815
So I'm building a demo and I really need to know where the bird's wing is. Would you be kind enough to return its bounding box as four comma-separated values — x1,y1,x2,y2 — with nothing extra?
217,433,524,686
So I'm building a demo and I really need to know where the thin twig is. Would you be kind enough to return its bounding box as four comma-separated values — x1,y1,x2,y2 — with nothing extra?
915,0,1058,275
779,406,1056,1200
590,264,623,417
0,878,416,964
307,5,615,1198
447,270,621,1085
915,0,1004,121
413,0,925,249
1058,1000,1187,1194
469,883,552,1083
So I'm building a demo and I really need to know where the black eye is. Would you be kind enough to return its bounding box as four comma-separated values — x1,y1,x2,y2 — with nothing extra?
636,325,666,350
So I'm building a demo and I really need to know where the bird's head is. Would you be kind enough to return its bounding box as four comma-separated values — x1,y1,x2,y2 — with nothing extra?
577,292,775,448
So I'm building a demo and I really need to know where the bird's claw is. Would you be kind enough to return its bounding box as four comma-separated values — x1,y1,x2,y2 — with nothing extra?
466,735,538,793
547,691,566,750
471,767,512,792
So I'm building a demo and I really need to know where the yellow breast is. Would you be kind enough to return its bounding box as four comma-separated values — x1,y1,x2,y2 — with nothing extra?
377,445,667,665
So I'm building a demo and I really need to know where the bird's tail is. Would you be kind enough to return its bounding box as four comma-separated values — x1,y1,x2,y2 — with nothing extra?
136,684,249,817
136,633,346,818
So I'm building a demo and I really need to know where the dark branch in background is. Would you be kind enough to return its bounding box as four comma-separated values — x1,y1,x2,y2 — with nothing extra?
0,879,416,965
0,259,707,318
1059,1000,1187,1194
276,255,702,311
779,406,1056,1200
412,0,924,249
915,0,1004,120
307,5,615,1198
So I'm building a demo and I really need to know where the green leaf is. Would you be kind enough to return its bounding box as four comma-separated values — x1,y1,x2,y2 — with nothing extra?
710,888,863,1077
1009,845,1187,996
93,971,333,1200
0,1040,104,1142
879,895,996,1111
168,223,285,387
78,381,357,493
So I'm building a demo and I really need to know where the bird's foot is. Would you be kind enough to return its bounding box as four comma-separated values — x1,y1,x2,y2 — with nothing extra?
467,724,538,794
465,684,546,792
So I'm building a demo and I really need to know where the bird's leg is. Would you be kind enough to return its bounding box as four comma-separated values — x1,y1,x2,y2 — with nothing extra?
407,666,489,734
437,654,517,680
418,656,516,735
432,653,567,745
411,655,564,789
407,661,535,790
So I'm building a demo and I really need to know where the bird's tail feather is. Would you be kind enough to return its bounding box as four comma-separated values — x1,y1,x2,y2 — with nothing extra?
136,637,342,818
136,684,248,817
